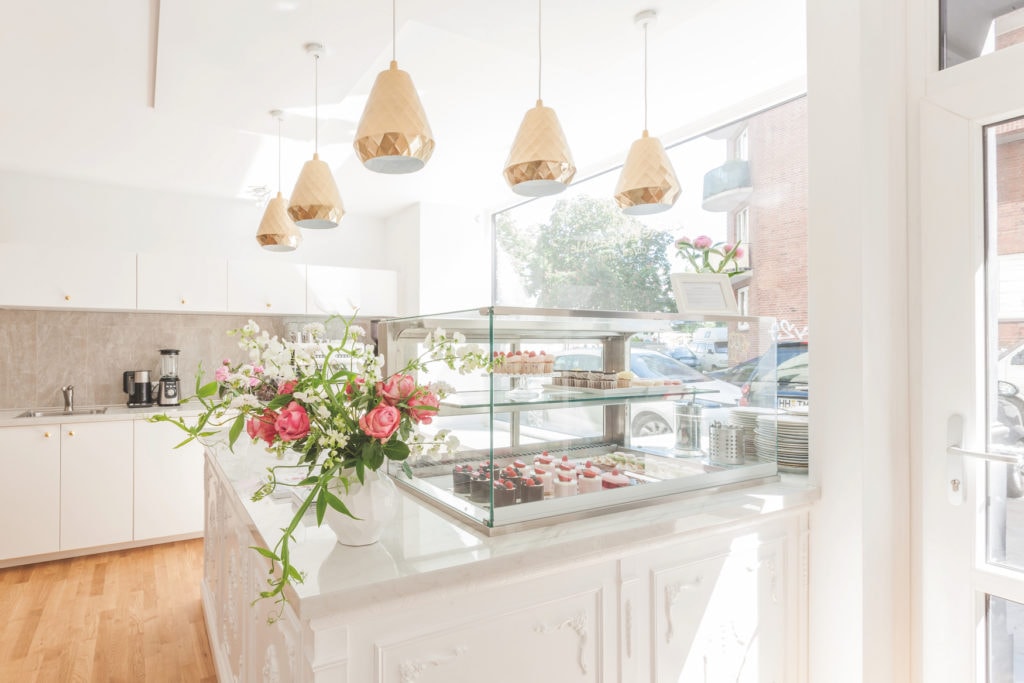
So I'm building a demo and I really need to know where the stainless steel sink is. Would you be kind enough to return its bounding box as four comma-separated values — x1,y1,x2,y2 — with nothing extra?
16,407,108,418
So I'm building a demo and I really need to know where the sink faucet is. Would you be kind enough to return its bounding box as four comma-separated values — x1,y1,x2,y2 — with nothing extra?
61,385,74,413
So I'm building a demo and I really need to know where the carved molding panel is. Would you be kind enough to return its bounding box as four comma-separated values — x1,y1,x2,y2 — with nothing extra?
399,645,468,683
535,611,589,675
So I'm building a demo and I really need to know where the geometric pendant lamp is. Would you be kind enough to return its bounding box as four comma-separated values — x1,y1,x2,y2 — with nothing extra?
354,1,435,173
614,10,680,215
503,0,576,197
288,43,344,229
256,111,302,252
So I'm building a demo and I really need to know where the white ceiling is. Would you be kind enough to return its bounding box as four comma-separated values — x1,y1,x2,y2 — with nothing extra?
0,0,805,219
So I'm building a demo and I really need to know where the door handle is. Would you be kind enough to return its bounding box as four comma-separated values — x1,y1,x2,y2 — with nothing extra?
947,413,1023,505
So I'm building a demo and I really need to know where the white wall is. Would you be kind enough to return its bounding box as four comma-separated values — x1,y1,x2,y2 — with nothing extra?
0,169,389,268
384,204,422,316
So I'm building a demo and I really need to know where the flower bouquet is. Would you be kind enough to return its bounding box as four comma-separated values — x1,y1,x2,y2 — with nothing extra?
675,235,745,276
152,316,493,614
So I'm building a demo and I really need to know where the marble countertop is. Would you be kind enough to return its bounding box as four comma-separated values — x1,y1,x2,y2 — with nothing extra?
210,439,819,621
0,402,205,426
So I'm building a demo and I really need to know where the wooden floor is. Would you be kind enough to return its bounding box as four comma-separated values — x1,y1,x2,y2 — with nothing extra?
0,539,216,682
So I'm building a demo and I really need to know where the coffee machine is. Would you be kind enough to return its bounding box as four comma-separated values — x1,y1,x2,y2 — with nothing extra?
123,370,153,407
156,349,181,406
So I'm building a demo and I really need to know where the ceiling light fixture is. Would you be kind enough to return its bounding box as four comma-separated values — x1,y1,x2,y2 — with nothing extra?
257,111,302,252
354,0,435,173
614,10,680,215
288,42,344,228
503,0,576,197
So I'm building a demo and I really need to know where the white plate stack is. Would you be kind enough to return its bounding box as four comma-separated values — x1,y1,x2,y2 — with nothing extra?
729,407,778,458
755,413,809,472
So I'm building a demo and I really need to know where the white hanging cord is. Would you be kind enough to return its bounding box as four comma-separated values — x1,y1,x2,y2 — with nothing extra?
276,116,282,193
643,20,648,132
392,0,397,62
537,0,543,102
313,52,320,153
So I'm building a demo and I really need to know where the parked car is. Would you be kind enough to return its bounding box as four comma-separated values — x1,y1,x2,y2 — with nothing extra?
710,341,809,386
689,339,730,372
740,345,809,409
545,349,740,437
666,345,699,368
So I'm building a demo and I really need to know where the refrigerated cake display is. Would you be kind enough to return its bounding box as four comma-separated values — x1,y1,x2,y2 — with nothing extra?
377,307,780,531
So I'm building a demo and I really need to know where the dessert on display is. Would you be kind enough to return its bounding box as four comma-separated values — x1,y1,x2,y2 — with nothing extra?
469,471,492,502
554,472,577,497
578,467,603,493
534,451,555,474
601,467,631,489
452,464,472,494
533,467,554,495
521,476,545,502
493,479,516,507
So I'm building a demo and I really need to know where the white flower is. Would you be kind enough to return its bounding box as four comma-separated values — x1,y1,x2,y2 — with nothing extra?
445,434,461,451
349,325,365,338
229,394,260,409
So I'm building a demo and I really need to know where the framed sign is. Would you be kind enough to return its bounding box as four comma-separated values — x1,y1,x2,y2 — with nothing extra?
670,273,739,315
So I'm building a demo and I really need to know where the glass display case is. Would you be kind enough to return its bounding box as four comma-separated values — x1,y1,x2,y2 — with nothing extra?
378,307,783,531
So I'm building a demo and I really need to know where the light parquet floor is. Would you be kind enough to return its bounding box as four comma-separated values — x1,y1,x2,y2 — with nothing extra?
0,539,216,682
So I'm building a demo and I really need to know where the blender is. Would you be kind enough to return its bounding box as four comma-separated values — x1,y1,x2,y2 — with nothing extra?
156,349,181,406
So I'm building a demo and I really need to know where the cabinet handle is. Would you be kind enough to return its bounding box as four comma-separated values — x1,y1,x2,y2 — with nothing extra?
43,431,51,438
67,430,75,437
64,295,71,302
180,298,187,305
265,302,272,309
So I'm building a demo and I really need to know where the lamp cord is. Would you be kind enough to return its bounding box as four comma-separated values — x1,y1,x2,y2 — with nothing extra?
277,116,282,193
537,0,542,102
643,20,648,132
393,0,397,62
313,52,319,153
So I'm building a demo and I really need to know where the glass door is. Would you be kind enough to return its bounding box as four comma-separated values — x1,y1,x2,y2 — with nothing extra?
918,48,1024,682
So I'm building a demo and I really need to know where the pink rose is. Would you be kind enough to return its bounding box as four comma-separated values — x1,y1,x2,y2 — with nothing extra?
277,380,297,395
214,365,229,382
345,377,366,397
675,236,692,247
246,409,278,446
723,243,736,253
274,401,310,442
359,404,401,441
377,374,417,406
407,391,440,424
693,235,713,249
253,365,265,375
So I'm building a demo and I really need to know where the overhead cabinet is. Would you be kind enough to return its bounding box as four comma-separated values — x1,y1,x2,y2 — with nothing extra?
0,242,136,309
306,265,398,317
137,252,228,312
227,259,307,315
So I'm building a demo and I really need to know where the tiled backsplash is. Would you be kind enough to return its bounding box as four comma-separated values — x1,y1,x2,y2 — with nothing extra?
0,310,290,410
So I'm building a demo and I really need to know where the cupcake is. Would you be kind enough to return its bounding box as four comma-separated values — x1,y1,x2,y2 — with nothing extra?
533,467,554,496
493,479,516,507
554,472,577,497
601,467,631,489
578,467,603,493
505,352,523,375
520,476,545,503
555,459,577,482
616,371,634,388
534,451,555,474
470,471,492,502
540,351,554,374
452,464,472,494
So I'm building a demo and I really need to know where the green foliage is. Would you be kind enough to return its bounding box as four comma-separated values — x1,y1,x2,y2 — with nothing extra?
496,196,677,312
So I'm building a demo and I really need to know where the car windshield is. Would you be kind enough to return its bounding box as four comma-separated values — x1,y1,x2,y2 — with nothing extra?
631,352,709,381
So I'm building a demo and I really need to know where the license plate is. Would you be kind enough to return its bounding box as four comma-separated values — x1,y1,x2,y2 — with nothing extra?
778,397,809,409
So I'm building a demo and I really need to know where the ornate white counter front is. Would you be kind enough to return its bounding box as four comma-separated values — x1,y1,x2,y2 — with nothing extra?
203,439,817,682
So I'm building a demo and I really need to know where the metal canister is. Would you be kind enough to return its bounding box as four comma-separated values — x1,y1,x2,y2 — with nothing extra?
674,402,703,454
710,422,745,465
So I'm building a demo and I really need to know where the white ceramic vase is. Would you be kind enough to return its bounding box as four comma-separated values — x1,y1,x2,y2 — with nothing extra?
323,468,398,546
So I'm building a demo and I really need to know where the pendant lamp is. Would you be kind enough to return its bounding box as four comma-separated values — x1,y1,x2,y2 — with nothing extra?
354,0,434,173
289,42,344,229
503,0,576,197
614,10,680,215
256,111,302,252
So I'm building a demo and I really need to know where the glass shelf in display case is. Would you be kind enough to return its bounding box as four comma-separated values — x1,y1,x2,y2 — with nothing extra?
377,307,780,531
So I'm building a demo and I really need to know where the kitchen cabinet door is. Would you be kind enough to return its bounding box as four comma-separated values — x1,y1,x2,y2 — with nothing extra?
227,259,306,314
60,421,133,550
137,251,228,312
307,265,398,317
0,425,60,560
0,242,136,309
133,419,204,540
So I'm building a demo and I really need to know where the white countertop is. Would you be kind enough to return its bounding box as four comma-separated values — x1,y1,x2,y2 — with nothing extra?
0,402,205,426
209,439,819,621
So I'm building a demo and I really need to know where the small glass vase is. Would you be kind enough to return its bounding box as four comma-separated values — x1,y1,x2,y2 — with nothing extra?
323,468,398,546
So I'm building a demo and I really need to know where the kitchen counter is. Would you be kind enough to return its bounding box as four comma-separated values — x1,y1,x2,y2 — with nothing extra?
204,439,818,681
0,402,204,426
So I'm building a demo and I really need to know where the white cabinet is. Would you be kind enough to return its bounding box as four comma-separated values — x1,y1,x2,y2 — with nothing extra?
137,252,228,312
0,424,60,560
0,242,136,309
307,265,398,317
60,421,134,550
133,419,204,540
227,259,306,315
